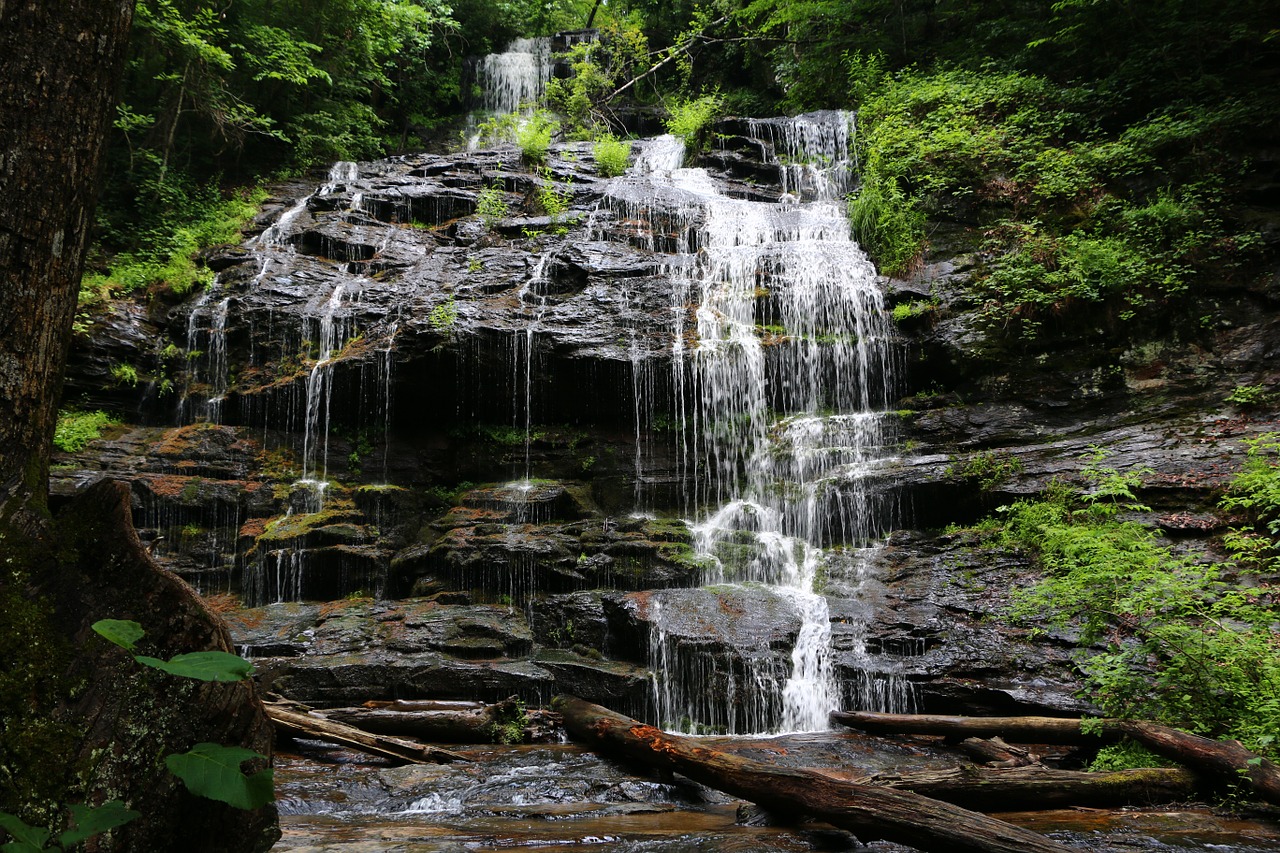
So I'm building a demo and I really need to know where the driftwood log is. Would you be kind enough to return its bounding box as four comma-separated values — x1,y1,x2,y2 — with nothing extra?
265,702,467,764
554,695,1076,853
958,736,1037,768
832,711,1280,806
318,697,520,742
854,764,1197,810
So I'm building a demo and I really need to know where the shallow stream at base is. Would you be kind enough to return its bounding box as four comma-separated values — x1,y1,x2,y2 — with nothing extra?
270,741,1280,852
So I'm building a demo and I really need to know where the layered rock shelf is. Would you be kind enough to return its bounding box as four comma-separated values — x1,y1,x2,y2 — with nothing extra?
56,112,1280,727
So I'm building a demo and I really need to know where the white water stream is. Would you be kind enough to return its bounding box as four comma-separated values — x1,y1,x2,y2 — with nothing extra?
604,116,901,733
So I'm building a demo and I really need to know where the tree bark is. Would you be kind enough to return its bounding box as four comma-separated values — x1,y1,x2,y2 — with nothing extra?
319,697,519,742
831,711,1280,806
266,703,467,764
554,696,1076,853
830,711,1121,744
0,9,281,849
853,765,1197,811
0,0,134,527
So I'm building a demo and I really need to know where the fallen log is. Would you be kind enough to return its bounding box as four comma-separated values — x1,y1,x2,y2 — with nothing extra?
554,695,1075,853
265,702,467,764
830,711,1121,745
958,737,1037,768
855,764,1197,810
319,697,518,742
831,711,1280,806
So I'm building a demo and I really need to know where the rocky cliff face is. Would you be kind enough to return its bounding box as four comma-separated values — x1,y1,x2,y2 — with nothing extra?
56,115,1280,725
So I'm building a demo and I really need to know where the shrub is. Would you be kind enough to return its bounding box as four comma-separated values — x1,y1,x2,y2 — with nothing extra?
592,133,632,177
475,184,508,228
515,110,558,165
664,93,722,150
53,410,118,454
997,451,1280,756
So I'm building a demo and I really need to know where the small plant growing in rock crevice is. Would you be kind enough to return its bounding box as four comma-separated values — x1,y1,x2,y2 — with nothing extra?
475,184,508,229
592,134,631,177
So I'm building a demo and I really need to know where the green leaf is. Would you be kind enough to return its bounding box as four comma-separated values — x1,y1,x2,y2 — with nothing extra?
165,743,274,809
134,651,253,682
91,619,145,651
0,811,50,851
57,801,140,847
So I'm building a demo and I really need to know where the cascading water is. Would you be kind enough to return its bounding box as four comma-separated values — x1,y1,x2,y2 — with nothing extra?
604,114,904,733
474,37,553,115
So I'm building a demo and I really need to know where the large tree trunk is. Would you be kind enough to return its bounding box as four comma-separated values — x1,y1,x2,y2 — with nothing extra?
0,0,132,527
0,6,280,850
554,696,1076,853
832,711,1280,806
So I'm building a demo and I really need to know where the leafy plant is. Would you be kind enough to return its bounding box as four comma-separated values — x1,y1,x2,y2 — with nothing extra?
515,110,559,165
109,363,139,387
428,296,458,332
90,620,273,808
52,410,117,453
1226,384,1271,409
947,451,1023,492
536,170,574,233
475,184,508,229
998,452,1280,756
592,133,632,178
0,801,140,853
663,93,722,151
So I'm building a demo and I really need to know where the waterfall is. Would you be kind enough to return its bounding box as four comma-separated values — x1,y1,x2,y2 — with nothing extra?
474,37,553,115
608,114,904,733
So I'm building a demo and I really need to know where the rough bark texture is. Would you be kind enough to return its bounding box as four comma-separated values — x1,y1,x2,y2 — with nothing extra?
555,695,1076,853
832,711,1280,806
851,765,1198,810
830,711,1122,744
51,482,280,851
0,0,132,525
0,6,281,849
267,702,468,763
318,697,523,742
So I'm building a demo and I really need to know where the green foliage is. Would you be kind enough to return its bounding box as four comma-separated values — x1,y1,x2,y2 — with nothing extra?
94,619,256,682
998,452,1280,756
848,173,924,277
848,62,1265,337
109,364,139,387
0,802,140,853
90,619,145,651
164,744,274,810
890,301,932,324
1220,435,1280,575
1088,741,1169,773
1226,385,1271,409
133,652,255,682
544,15,649,134
475,184,509,228
428,297,459,332
86,185,266,299
592,134,632,177
516,110,559,164
947,451,1023,492
52,411,117,454
486,699,528,744
663,93,722,150
536,169,574,232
